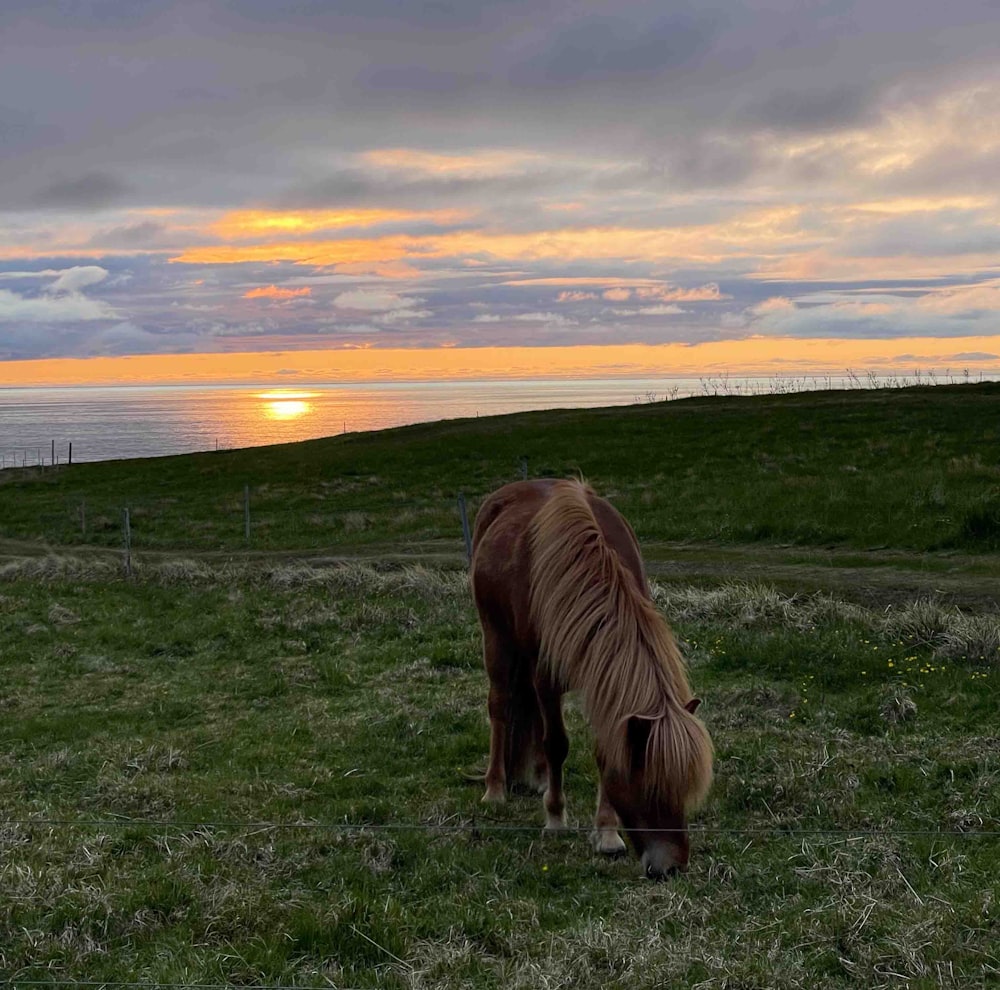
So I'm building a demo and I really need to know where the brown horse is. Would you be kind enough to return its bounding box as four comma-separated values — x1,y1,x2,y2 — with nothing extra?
471,479,713,877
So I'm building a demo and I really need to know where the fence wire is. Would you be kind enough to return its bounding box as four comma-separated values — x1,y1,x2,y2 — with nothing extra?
5,982,368,990
1,817,996,838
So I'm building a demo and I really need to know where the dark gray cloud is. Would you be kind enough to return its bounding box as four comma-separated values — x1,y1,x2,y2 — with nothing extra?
743,84,877,133
512,8,721,87
32,172,132,210
87,220,171,249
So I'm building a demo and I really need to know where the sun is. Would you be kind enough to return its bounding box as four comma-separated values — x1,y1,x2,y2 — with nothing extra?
257,390,317,421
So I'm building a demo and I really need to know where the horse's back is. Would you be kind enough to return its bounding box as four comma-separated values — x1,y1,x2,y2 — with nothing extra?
471,480,553,647
471,479,647,649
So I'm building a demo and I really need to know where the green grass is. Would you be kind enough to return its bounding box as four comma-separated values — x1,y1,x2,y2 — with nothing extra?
2,384,999,986
2,382,1000,555
1,560,997,987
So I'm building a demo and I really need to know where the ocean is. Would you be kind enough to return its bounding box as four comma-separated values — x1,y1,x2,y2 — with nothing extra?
0,374,968,466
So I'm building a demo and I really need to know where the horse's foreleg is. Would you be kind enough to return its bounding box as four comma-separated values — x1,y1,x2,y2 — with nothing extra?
536,681,569,830
508,680,547,795
591,784,627,856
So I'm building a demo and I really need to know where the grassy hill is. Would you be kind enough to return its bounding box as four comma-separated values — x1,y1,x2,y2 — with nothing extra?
1,383,998,987
2,382,1000,555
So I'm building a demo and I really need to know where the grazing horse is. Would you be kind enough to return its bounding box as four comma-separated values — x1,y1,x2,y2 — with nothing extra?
471,479,713,877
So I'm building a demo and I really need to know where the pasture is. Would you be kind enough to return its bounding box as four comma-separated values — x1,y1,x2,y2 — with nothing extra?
1,384,999,987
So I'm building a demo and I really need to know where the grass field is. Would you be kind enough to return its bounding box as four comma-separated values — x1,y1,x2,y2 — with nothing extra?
1,383,999,987
3,382,1000,555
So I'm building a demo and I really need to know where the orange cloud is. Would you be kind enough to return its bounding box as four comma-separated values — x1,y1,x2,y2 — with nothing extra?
362,148,541,175
212,207,467,240
6,337,1000,388
171,224,730,267
172,237,418,265
243,285,312,300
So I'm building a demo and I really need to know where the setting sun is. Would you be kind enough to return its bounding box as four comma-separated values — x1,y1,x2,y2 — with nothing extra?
257,390,316,421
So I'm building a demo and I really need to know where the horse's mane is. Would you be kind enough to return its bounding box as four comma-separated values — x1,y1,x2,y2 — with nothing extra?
529,480,713,812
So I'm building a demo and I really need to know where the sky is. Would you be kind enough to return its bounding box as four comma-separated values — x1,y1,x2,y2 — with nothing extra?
2,0,1000,384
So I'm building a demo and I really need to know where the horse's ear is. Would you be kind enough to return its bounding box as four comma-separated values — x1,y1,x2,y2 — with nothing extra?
684,697,702,714
627,716,652,771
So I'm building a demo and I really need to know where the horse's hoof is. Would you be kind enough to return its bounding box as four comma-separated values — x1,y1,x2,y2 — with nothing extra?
591,829,627,857
543,812,568,832
481,786,505,804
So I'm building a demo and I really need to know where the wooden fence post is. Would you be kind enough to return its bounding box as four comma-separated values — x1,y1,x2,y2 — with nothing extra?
457,493,472,565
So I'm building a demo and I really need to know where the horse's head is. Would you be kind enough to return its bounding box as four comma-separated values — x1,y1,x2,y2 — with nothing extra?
601,697,705,879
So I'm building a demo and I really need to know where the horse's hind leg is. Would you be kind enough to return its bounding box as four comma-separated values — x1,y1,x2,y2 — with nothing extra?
535,679,569,830
591,784,627,856
481,627,516,803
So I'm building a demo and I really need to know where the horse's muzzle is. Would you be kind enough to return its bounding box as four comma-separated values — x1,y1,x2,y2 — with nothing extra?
641,847,688,879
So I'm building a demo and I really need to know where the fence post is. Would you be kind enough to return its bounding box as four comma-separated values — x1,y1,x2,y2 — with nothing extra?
68,442,73,466
123,508,132,578
457,493,472,565
244,484,251,542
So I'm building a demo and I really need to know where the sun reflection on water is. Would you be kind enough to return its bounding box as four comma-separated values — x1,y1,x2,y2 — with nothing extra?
257,390,317,421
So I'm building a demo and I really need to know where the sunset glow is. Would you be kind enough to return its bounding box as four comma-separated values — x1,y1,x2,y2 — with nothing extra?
1,3,999,387
4,338,1000,389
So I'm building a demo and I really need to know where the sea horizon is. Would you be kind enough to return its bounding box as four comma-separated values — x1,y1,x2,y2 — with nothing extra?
1,371,996,467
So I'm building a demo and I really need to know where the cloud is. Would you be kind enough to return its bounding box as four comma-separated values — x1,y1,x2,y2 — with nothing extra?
513,9,721,88
745,284,1000,340
3,3,1000,361
0,288,115,322
243,285,313,300
744,84,877,133
333,289,423,311
636,304,684,315
32,172,130,209
87,220,172,249
381,307,432,323
753,295,795,312
513,312,576,325
636,283,725,302
50,266,109,293
0,265,115,325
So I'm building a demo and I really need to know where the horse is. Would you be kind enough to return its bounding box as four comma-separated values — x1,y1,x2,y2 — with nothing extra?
470,478,713,877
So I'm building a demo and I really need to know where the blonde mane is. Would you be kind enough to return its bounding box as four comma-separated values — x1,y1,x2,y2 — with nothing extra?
529,480,713,811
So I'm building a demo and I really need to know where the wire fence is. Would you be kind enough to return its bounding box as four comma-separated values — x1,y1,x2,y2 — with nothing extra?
5,982,368,990
5,983,358,990
2,817,997,839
